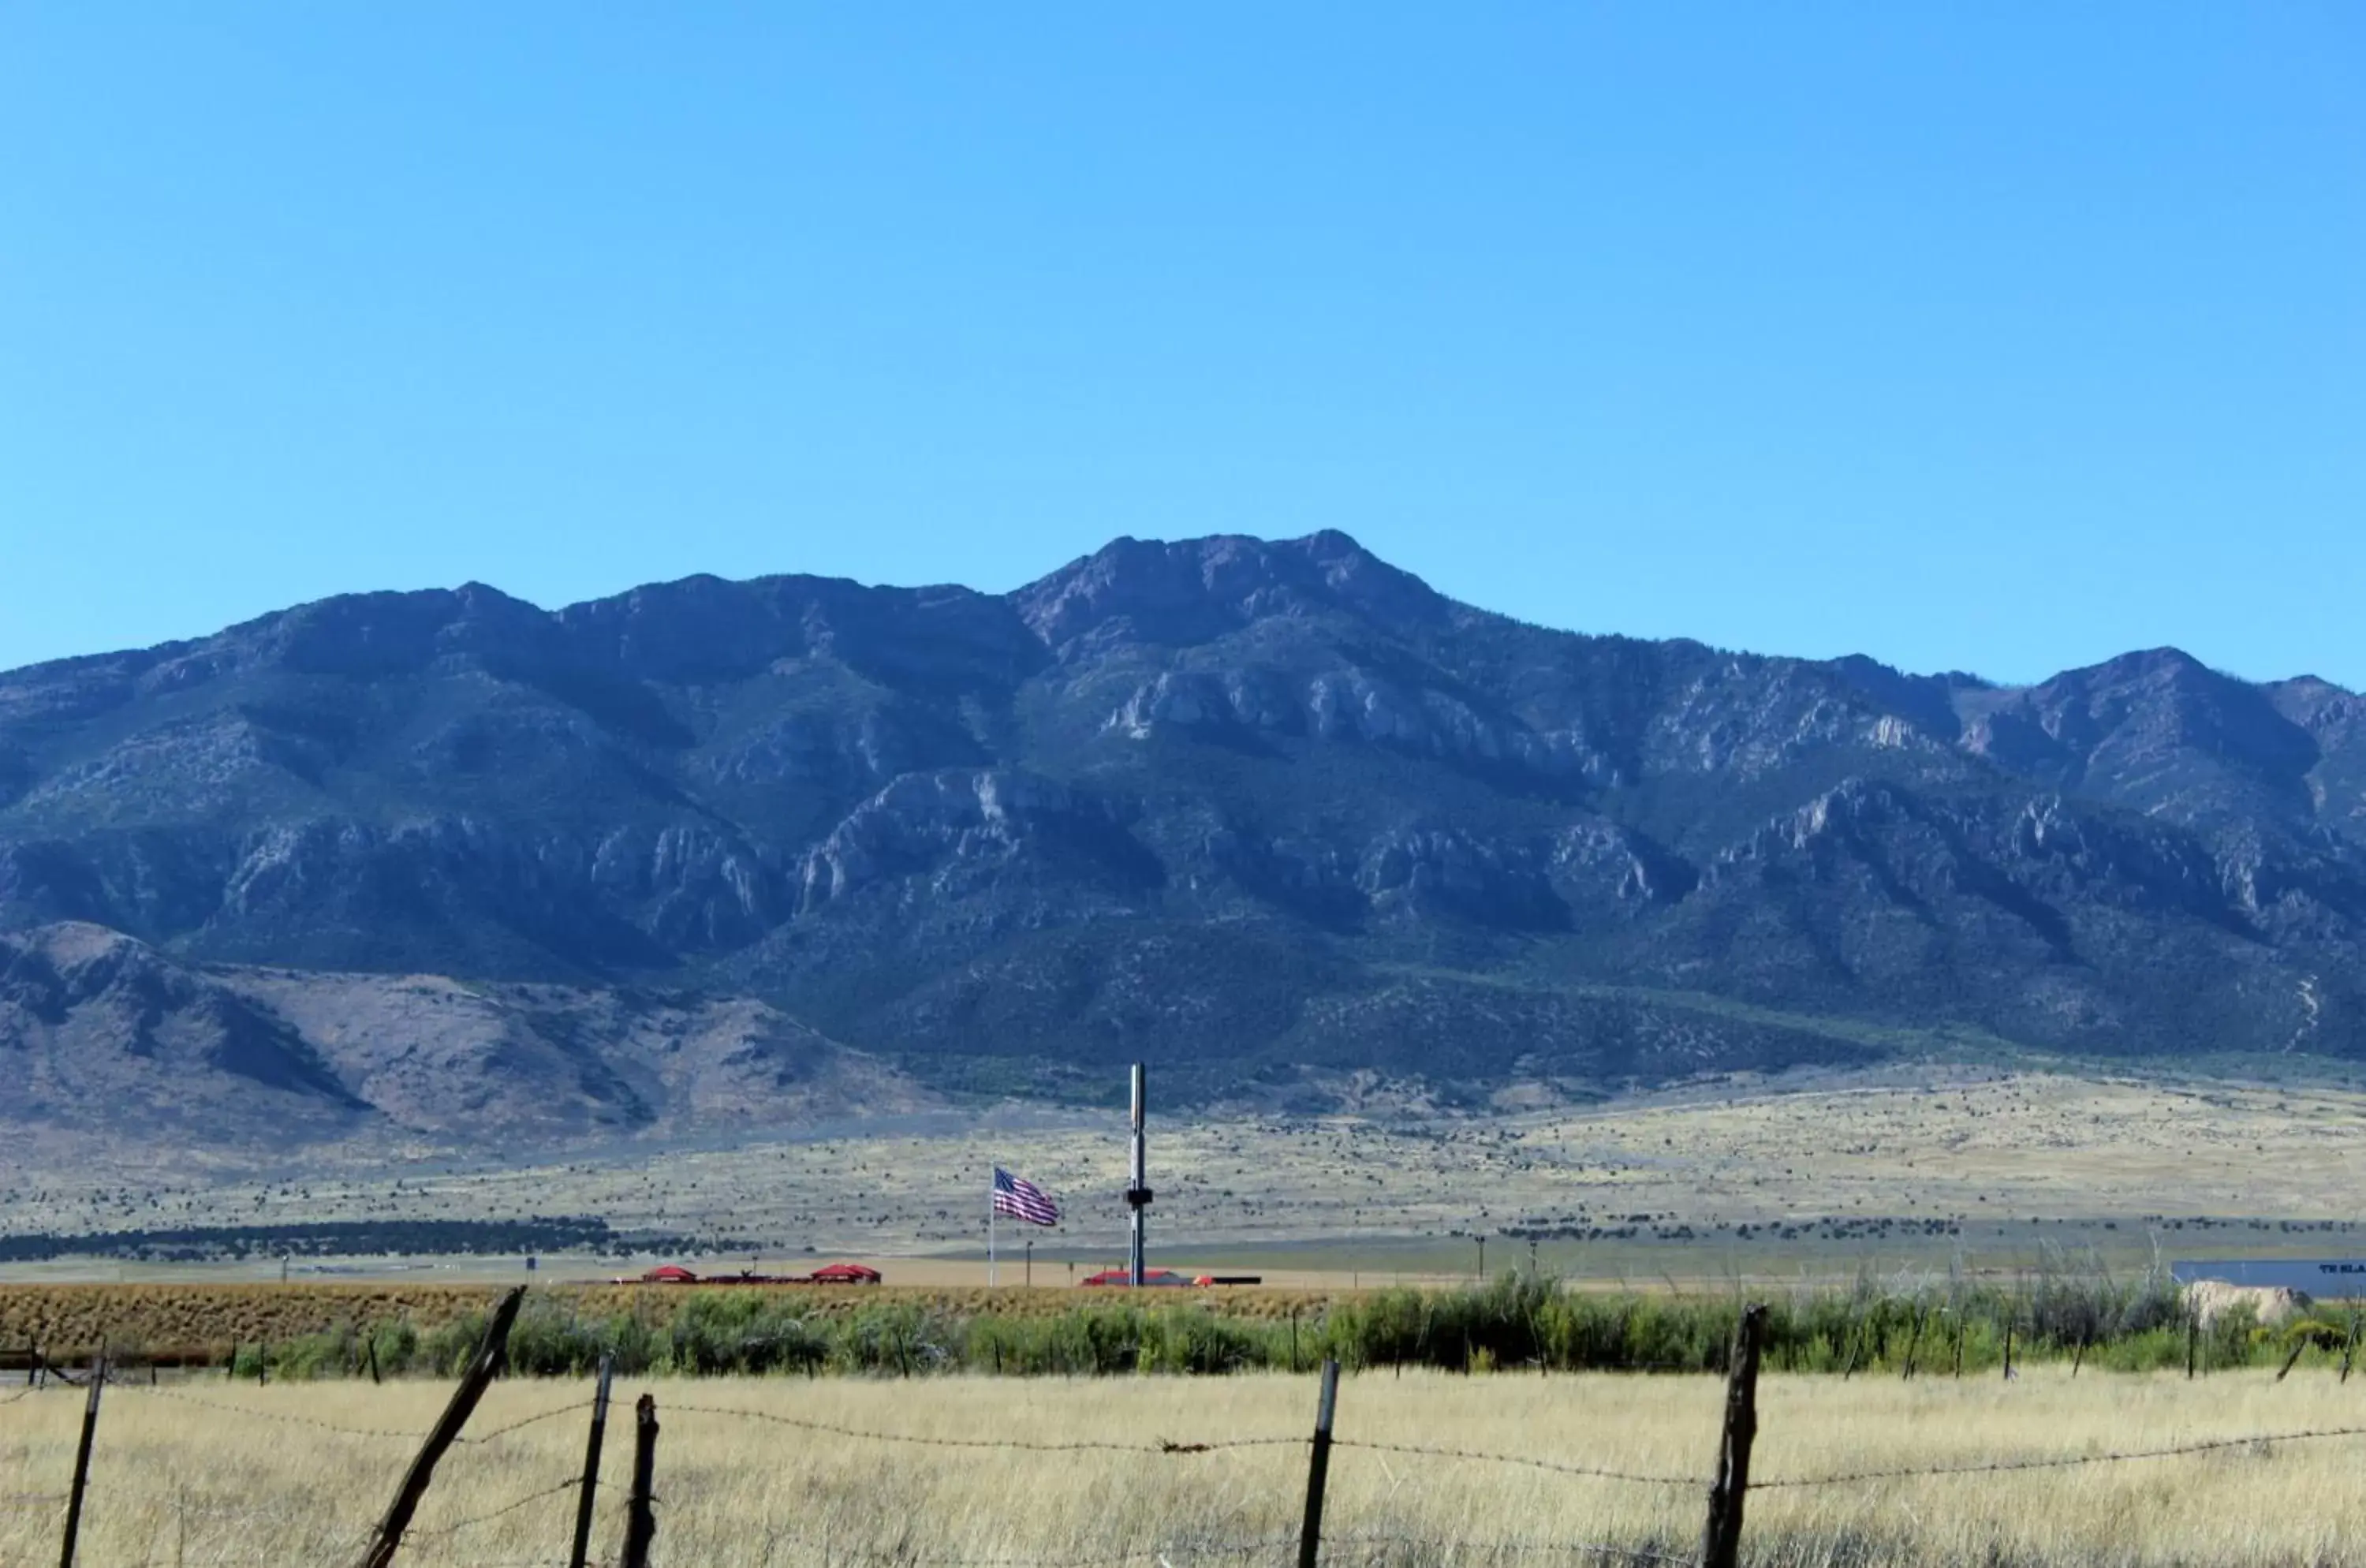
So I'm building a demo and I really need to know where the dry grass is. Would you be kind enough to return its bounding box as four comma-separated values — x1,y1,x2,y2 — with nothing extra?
0,1284,1351,1358
14,1070,2366,1279
8,1367,2366,1566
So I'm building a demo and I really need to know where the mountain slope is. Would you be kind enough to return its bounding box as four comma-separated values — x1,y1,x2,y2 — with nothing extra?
2,530,2361,1141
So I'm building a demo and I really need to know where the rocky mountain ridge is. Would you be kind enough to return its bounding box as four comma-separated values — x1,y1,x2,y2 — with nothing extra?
4,531,2361,1148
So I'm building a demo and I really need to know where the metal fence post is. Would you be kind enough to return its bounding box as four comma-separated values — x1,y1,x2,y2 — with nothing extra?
621,1393,659,1568
1699,1304,1767,1568
1296,1359,1340,1568
57,1347,104,1568
568,1355,615,1568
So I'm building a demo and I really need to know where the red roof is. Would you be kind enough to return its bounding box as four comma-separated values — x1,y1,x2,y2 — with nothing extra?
639,1265,699,1283
809,1262,883,1282
1079,1268,1194,1287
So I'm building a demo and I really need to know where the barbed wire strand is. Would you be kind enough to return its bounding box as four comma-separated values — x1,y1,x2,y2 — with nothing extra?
1334,1438,1702,1489
124,1383,591,1445
401,1475,584,1540
1322,1533,1692,1564
663,1400,1305,1455
1755,1421,2366,1488
129,1383,426,1439
459,1398,599,1443
812,1535,1301,1568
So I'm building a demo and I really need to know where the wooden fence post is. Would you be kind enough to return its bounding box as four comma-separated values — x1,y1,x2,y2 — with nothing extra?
566,1355,615,1568
1699,1304,1767,1568
2187,1312,2199,1379
2342,1315,2359,1385
352,1286,527,1568
367,1334,382,1387
56,1347,104,1568
2276,1336,2311,1383
621,1393,659,1568
2002,1319,2013,1380
1296,1359,1340,1568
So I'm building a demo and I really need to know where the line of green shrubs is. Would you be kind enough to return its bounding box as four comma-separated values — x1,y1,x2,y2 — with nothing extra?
200,1264,2360,1382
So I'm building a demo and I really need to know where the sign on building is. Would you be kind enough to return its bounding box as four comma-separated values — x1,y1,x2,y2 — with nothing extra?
2172,1260,2366,1295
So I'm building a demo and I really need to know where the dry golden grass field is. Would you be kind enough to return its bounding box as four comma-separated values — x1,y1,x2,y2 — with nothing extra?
8,1367,2366,1566
0,1283,1343,1358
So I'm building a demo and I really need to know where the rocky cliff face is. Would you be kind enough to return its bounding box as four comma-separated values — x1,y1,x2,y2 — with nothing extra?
3,531,2361,1143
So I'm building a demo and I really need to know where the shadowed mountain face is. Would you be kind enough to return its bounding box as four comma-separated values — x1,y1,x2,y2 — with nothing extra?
3,530,2363,1141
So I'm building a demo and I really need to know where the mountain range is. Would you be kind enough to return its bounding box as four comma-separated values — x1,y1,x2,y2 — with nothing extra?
6,530,2363,1154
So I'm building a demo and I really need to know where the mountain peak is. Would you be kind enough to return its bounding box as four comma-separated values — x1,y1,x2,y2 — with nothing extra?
1011,530,1446,649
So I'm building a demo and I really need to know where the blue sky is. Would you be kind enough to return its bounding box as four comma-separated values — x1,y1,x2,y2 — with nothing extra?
4,6,2360,686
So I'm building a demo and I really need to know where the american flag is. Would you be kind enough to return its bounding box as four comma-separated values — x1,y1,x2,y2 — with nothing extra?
992,1167,1060,1226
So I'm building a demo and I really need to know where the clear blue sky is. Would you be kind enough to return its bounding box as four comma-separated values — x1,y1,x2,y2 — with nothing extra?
4,6,2360,687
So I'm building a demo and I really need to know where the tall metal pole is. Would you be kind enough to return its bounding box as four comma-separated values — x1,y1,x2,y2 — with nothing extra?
1125,1062,1151,1288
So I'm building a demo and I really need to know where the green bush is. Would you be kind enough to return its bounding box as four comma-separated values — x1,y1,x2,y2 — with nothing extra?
182,1262,2322,1381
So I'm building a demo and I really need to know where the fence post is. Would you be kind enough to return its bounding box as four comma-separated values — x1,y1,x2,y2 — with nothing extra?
2276,1336,2310,1383
567,1355,614,1568
352,1286,527,1568
56,1347,104,1568
1296,1359,1340,1568
368,1334,382,1387
2187,1312,2199,1379
2343,1314,2359,1385
1698,1304,1767,1568
621,1392,659,1568
2002,1319,2013,1380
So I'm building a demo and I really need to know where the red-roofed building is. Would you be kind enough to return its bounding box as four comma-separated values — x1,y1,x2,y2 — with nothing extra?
1079,1268,1193,1287
808,1262,883,1284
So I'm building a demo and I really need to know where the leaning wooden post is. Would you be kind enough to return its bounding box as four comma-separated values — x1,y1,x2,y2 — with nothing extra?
2342,1314,2359,1385
1296,1359,1340,1568
2276,1335,2311,1383
621,1393,659,1568
566,1354,615,1568
352,1286,526,1568
56,1346,105,1568
1699,1305,1767,1568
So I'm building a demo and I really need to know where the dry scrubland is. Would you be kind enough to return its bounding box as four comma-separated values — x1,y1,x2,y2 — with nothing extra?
13,1070,2366,1260
0,1283,1338,1356
9,1368,2366,1566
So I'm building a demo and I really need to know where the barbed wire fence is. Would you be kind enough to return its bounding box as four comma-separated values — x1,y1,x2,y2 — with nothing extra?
16,1295,2366,1567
